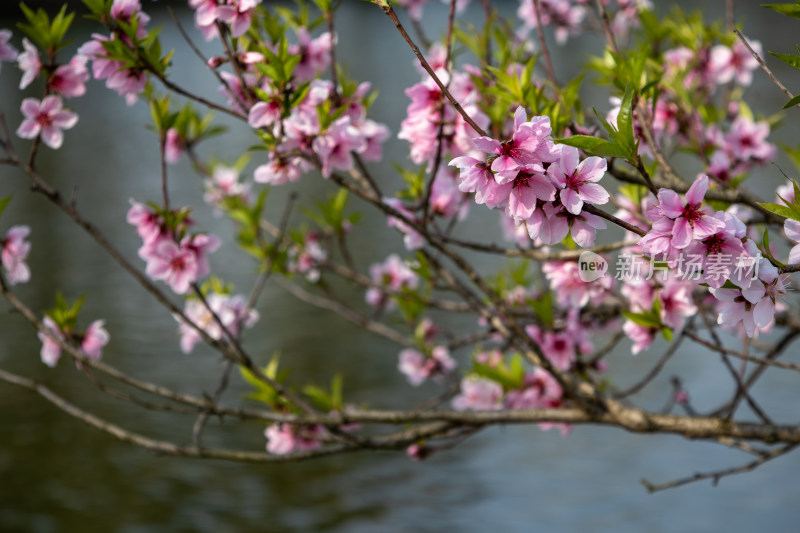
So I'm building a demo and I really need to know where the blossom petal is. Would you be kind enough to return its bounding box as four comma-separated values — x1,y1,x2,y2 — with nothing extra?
472,136,501,154
671,217,693,249
753,297,775,328
785,219,800,243
577,156,607,182
685,175,709,205
578,183,609,206
561,187,583,215
658,189,683,218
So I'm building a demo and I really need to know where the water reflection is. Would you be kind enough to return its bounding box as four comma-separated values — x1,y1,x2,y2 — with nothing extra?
0,1,799,532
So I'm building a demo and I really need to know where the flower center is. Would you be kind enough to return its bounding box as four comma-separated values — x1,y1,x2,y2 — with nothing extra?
35,111,53,128
682,202,703,226
703,234,725,255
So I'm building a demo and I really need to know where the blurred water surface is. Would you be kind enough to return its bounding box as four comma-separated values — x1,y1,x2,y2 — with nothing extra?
0,1,799,531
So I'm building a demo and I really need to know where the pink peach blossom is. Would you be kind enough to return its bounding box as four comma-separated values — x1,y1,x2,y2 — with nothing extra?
16,96,78,150
546,145,609,215
452,377,504,411
38,317,64,368
1,225,31,285
81,320,109,361
17,38,40,89
0,29,18,72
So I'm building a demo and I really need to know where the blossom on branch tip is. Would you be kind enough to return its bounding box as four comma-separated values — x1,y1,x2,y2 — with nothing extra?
287,233,327,282
145,240,200,295
623,319,657,355
264,423,326,455
38,317,64,368
398,347,456,386
546,145,609,215
37,317,110,367
710,257,788,338
449,156,512,209
17,38,40,89
176,292,259,354
164,128,184,164
130,209,218,294
16,96,78,150
472,107,558,183
0,29,18,72
81,320,110,361
784,219,800,265
517,0,586,45
48,55,90,99
289,28,334,80
505,167,555,221
709,38,760,87
452,377,503,411
1,225,31,285
366,254,419,311
543,259,613,309
204,165,251,210
78,36,146,106
639,175,724,254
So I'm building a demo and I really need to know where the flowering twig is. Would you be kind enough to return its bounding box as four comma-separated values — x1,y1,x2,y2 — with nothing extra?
377,1,488,137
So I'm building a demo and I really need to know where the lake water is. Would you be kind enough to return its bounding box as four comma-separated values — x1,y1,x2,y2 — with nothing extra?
0,1,799,531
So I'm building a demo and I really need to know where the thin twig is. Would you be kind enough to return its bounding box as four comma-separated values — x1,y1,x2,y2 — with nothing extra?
613,332,685,399
582,204,647,237
192,360,235,447
245,191,298,312
167,7,231,91
642,444,797,493
695,300,774,425
734,29,799,108
377,2,488,137
532,0,559,88
275,277,413,347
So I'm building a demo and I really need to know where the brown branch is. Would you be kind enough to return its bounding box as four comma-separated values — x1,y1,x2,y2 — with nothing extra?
192,360,235,447
582,204,647,237
245,191,298,312
734,29,799,109
275,277,413,347
613,331,686,399
685,331,800,375
377,2,488,137
642,444,798,493
532,0,559,88
695,300,773,425
167,6,231,92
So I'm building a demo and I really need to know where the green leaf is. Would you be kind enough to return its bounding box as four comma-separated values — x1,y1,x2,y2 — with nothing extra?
769,51,800,71
330,374,343,410
759,202,800,220
238,354,286,409
530,290,553,328
508,354,526,384
762,3,800,20
302,384,332,411
616,83,637,155
622,311,661,329
782,93,800,109
0,195,11,219
554,135,628,158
